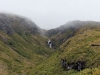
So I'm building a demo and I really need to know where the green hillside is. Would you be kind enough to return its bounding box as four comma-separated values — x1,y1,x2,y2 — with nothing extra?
29,24,100,75
0,13,53,75
1,13,100,75
0,30,53,75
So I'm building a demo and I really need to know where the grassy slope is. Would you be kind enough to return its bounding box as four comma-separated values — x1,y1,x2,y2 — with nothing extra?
30,25,100,75
0,30,53,75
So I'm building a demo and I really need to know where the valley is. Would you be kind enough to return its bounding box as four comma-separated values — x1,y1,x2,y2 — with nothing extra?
0,13,100,75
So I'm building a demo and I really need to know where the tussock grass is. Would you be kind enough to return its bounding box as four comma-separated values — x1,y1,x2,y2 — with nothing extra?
30,26,100,75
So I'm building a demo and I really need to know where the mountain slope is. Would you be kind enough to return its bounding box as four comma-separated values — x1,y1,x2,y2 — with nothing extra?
0,13,43,35
30,22,100,75
1,13,100,75
0,13,53,75
46,21,100,48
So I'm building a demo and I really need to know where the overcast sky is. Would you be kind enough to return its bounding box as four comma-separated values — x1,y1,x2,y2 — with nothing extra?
0,0,100,29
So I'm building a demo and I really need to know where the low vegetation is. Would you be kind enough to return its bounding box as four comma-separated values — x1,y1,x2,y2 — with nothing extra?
1,13,100,75
29,25,100,75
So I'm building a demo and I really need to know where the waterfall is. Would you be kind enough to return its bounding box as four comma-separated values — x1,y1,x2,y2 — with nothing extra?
48,39,52,48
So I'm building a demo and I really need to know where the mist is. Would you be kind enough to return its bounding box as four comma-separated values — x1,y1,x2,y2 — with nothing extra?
0,0,100,29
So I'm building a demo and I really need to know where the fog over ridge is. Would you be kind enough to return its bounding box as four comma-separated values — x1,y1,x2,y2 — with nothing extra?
1,0,100,29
